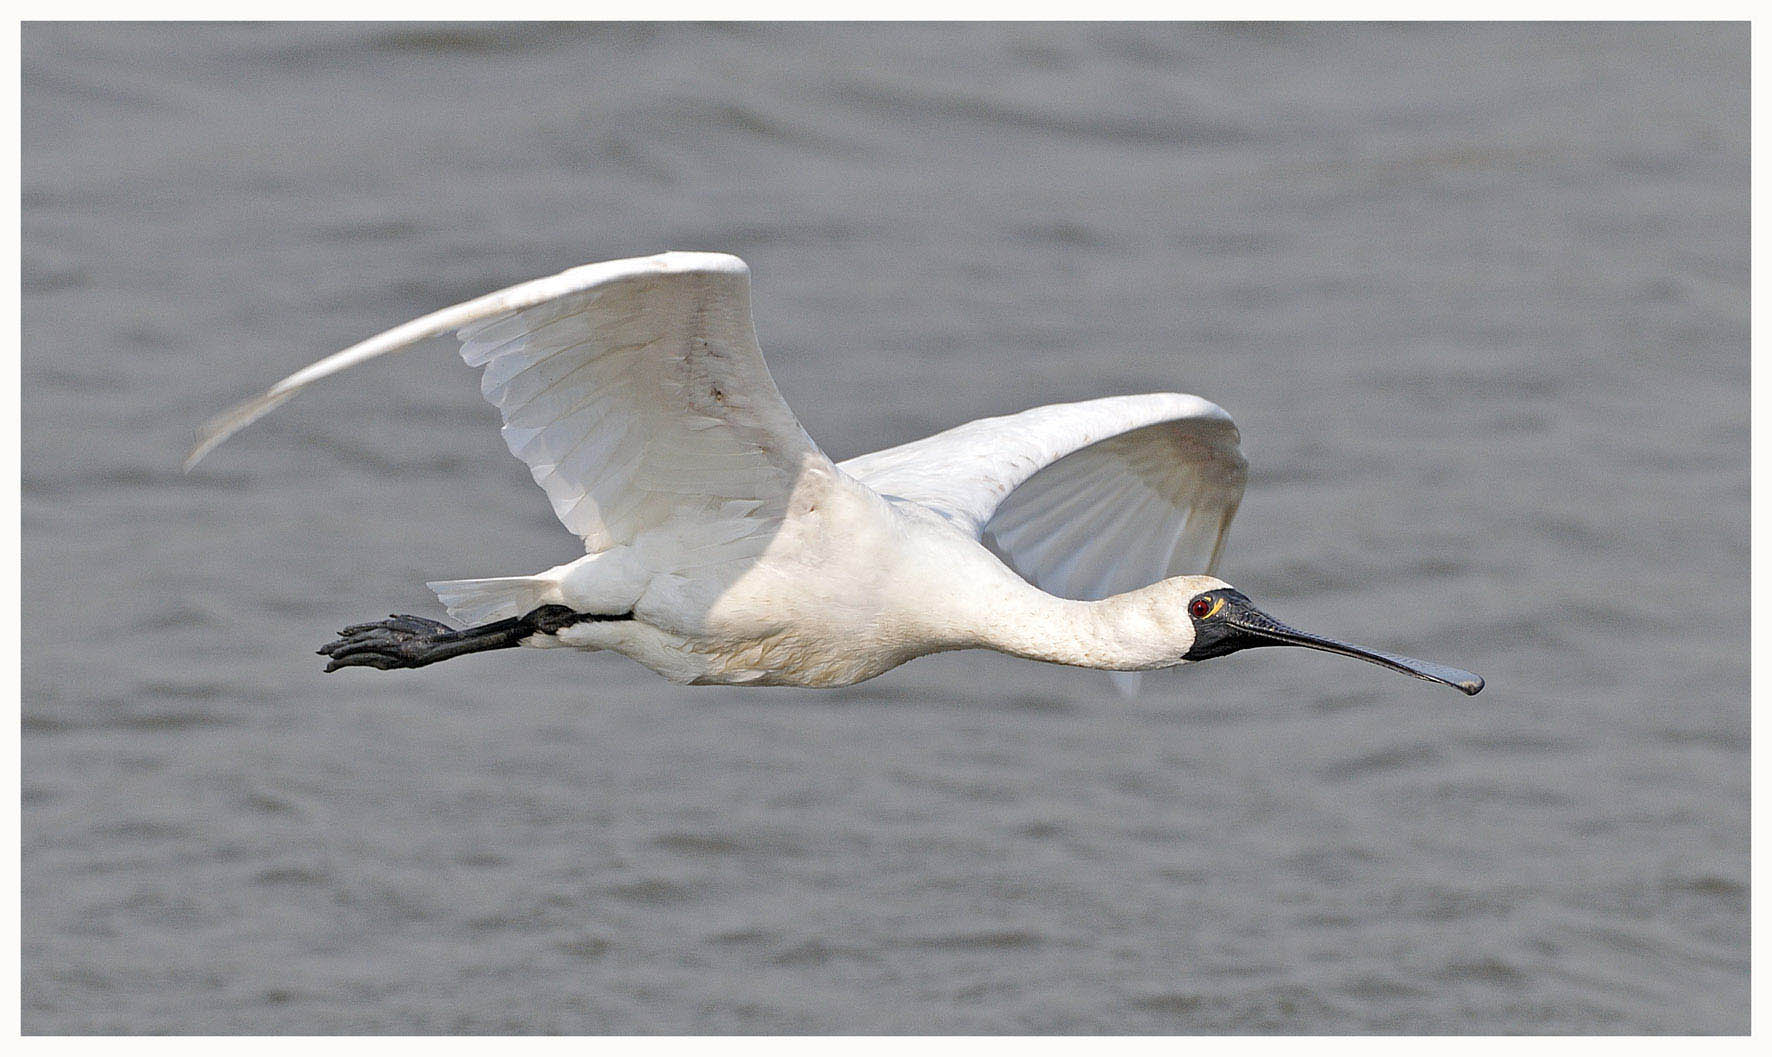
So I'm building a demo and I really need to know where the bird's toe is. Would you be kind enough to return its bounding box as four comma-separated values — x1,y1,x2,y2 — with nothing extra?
318,615,457,672
323,651,404,673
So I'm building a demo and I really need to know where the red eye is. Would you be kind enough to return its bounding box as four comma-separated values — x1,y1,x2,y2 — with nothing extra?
1189,597,1213,619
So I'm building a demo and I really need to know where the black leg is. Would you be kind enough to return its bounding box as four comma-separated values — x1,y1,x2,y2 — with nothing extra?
318,605,596,673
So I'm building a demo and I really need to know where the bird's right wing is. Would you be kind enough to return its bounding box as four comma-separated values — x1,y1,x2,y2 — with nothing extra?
839,393,1248,602
189,252,835,553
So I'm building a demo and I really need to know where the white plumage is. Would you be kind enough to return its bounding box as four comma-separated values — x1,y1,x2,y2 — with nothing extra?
189,251,1481,696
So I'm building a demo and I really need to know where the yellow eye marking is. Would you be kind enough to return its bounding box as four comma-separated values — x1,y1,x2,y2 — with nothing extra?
1204,596,1225,620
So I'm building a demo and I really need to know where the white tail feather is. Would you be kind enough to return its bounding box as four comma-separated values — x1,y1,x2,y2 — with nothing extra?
427,576,554,626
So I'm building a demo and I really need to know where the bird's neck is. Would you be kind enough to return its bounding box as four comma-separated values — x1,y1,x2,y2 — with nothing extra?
948,575,1179,672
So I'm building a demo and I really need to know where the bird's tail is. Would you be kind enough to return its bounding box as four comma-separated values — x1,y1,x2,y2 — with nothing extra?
426,576,556,627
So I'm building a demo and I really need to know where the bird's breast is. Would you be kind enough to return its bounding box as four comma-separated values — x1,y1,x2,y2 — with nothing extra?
684,627,914,687
621,471,960,687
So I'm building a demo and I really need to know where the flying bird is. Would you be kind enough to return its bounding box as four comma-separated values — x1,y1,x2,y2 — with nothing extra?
188,252,1482,696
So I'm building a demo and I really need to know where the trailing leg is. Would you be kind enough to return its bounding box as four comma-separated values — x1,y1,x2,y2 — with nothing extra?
318,605,619,672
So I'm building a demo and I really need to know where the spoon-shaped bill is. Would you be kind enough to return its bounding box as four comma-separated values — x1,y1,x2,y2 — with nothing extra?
1186,591,1484,695
1227,605,1483,695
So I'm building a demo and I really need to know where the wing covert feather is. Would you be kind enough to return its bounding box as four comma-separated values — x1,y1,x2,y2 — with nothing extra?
189,252,833,553
839,393,1248,601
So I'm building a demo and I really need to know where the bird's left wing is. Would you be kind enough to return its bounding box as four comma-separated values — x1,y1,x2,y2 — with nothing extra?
843,393,1246,696
188,252,834,553
840,392,1248,601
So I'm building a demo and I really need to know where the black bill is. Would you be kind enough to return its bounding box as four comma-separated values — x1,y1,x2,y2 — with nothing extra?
1185,591,1484,696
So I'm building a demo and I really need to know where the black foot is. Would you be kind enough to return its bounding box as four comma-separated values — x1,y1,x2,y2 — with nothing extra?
316,606,617,674
319,614,460,672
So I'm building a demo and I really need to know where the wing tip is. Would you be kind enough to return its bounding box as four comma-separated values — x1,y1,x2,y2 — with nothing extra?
183,387,295,471
183,250,752,473
1107,671,1144,698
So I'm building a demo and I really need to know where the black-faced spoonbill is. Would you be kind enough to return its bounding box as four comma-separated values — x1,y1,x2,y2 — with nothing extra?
188,252,1482,696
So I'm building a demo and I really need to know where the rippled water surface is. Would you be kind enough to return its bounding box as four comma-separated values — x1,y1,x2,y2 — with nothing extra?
22,23,1747,1033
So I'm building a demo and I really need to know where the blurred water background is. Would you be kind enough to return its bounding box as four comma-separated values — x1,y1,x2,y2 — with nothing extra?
21,23,1747,1033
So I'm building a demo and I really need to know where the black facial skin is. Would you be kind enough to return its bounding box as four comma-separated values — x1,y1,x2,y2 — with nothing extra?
1183,589,1484,695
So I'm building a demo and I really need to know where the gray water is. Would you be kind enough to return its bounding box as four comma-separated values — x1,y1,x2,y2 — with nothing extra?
22,23,1747,1033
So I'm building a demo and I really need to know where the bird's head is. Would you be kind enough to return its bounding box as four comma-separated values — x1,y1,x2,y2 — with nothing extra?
1144,575,1483,695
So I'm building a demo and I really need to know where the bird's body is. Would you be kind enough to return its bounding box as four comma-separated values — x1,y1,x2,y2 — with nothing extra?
487,470,1217,688
190,252,1481,696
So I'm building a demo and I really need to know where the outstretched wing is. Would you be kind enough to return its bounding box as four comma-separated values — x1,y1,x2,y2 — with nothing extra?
189,252,833,552
839,393,1248,600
